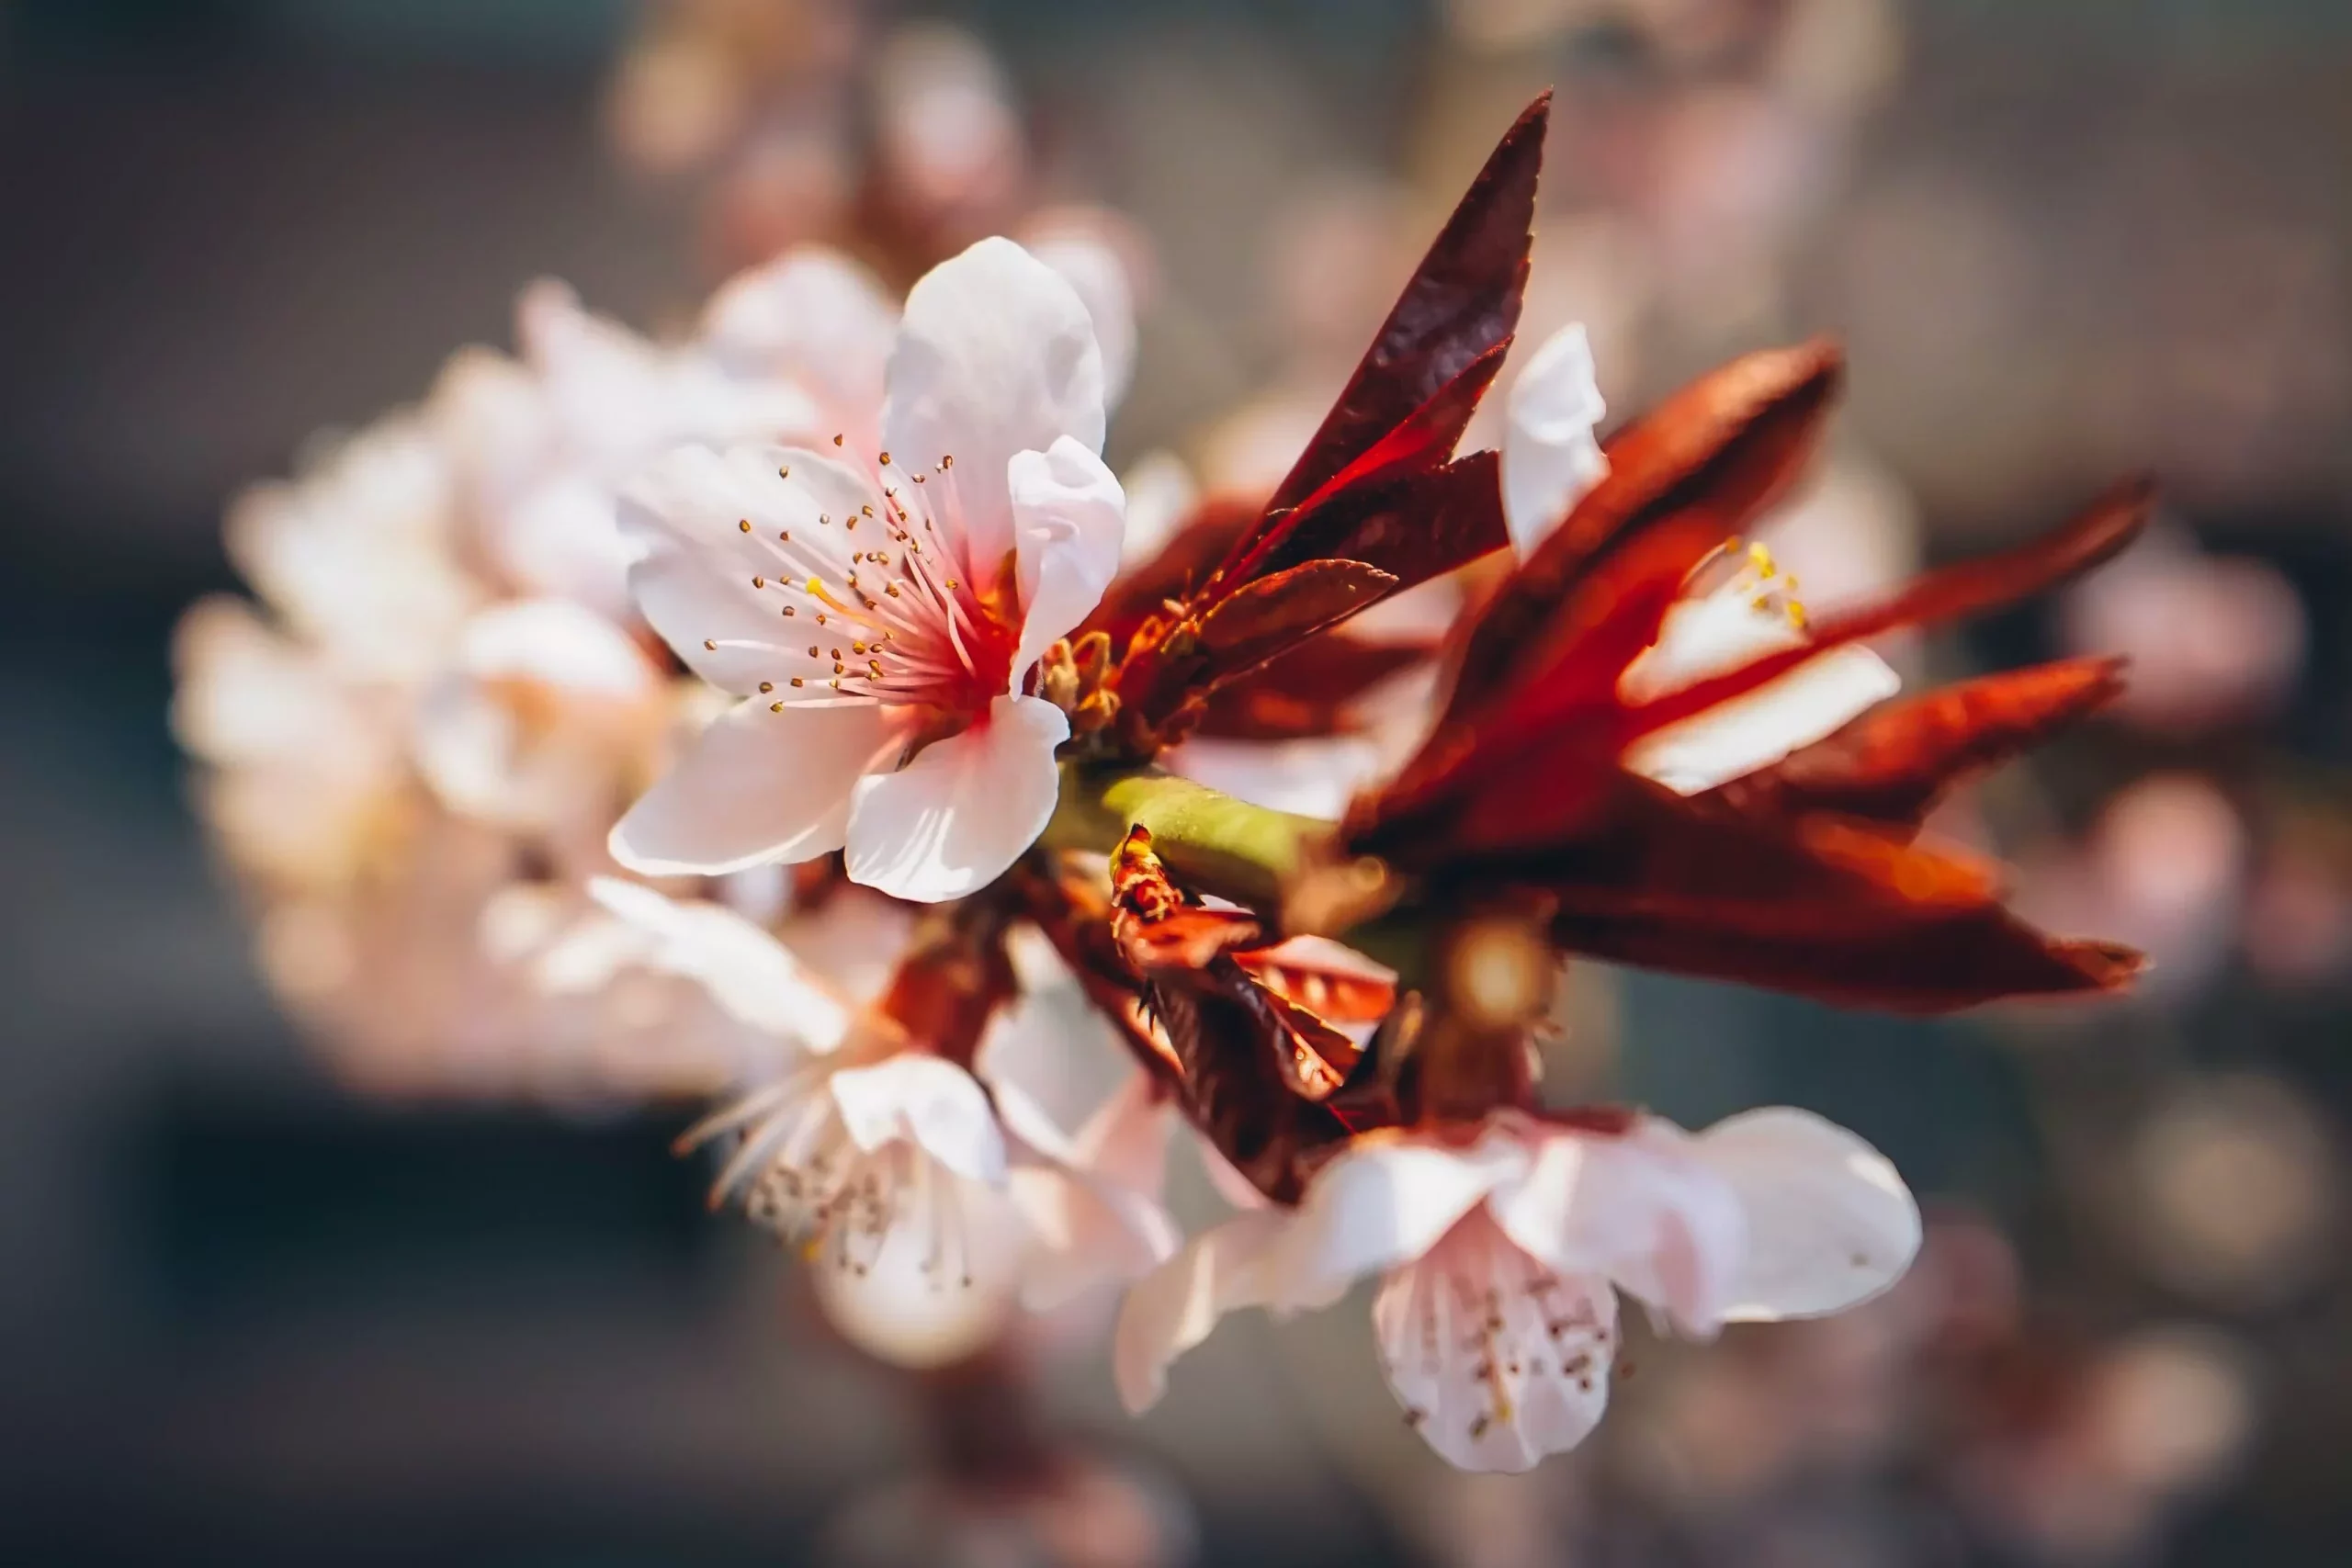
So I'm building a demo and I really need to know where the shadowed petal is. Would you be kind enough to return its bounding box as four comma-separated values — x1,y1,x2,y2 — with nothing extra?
1502,323,1609,558
610,698,901,875
1009,435,1126,684
844,694,1069,901
1695,1108,1921,1321
1113,1209,1290,1413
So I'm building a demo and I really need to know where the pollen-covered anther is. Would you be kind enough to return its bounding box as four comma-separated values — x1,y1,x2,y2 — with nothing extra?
737,519,751,534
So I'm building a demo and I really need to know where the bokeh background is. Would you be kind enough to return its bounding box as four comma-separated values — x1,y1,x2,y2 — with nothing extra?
6,0,2352,1562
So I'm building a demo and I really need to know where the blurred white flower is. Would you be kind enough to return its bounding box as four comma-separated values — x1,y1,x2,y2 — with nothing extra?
602,879,1178,1366
1115,1106,1918,1472
610,237,1125,902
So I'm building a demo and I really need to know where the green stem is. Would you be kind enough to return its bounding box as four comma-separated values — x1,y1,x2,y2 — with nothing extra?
1042,762,1329,909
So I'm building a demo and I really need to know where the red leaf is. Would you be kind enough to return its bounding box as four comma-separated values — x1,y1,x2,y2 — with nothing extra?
1229,344,1510,586
1720,657,2128,831
1083,494,1261,655
1261,95,1548,517
1196,558,1399,668
1193,635,1430,740
1621,478,2154,750
1445,339,1845,723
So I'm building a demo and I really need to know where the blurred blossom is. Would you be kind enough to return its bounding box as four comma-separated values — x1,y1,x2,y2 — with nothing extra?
869,24,1026,247
178,238,1061,1098
2062,525,2306,735
2245,845,2352,987
2127,1073,2339,1309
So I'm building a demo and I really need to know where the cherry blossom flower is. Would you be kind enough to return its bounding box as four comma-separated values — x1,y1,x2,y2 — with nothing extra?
594,878,1176,1366
1115,1106,1920,1472
609,236,1125,902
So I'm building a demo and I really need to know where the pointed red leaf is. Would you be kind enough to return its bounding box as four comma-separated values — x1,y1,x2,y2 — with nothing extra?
1261,94,1549,518
1720,657,2129,830
1618,477,2155,750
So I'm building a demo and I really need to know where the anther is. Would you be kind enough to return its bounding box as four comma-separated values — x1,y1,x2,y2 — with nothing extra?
790,678,804,688
831,434,843,446
738,519,751,533
758,682,774,694
778,465,790,479
702,639,716,651
940,454,954,469
752,576,764,589
878,451,891,465
770,702,784,713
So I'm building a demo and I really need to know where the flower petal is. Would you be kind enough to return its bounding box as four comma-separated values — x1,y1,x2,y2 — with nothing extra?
828,1054,1007,1186
1618,573,1903,795
1501,323,1609,558
1374,1209,1618,1472
1023,230,1139,409
584,876,854,1050
699,246,897,432
843,694,1068,902
1008,435,1126,684
810,1150,1028,1370
610,698,901,876
1263,1125,1531,1313
1112,1208,1290,1414
619,442,876,694
1693,1108,1922,1321
1487,1118,1747,1337
882,238,1105,589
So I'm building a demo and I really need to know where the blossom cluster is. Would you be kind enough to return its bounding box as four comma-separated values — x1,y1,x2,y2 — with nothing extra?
175,92,2146,1471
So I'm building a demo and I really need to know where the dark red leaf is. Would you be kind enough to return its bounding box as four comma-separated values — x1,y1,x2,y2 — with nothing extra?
1229,344,1510,586
1193,636,1430,740
1621,478,2155,750
1196,558,1399,667
1445,339,1845,722
1720,657,2128,831
1261,94,1549,517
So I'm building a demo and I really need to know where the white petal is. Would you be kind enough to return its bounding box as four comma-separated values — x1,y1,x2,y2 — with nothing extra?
457,597,658,698
1374,1209,1618,1472
609,698,900,875
843,694,1068,902
619,442,875,694
1693,1108,1922,1321
585,876,854,1050
1501,323,1609,558
882,237,1105,589
828,1054,1008,1186
699,246,898,423
1112,1208,1291,1413
1624,645,1902,794
1023,230,1139,409
1487,1118,1747,1337
810,1150,1028,1370
1618,575,1902,795
1008,435,1126,685
1262,1126,1531,1313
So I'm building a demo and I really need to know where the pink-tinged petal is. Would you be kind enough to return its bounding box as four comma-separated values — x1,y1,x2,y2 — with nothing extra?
1197,1134,1275,1213
584,877,853,1051
828,1054,1007,1185
1693,1108,1922,1321
811,1152,1029,1370
1263,1126,1531,1313
882,238,1105,587
1374,1209,1618,1472
1487,1119,1747,1337
700,246,897,429
843,694,1069,902
619,442,874,694
1501,323,1609,559
1113,1209,1290,1414
610,698,901,876
1008,435,1125,685
989,1060,1179,1308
